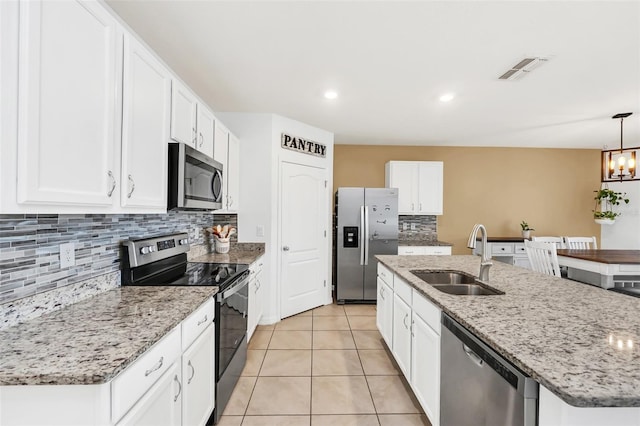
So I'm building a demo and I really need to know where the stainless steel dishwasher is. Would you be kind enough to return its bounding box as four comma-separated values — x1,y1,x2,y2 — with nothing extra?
441,314,539,426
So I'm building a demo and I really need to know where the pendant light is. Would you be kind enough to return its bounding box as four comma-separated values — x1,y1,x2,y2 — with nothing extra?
601,112,639,182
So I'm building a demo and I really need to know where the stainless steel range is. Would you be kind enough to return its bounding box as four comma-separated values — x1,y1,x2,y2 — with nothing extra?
121,232,249,425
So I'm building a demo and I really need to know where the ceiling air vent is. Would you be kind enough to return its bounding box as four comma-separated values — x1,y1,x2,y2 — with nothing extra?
498,57,547,80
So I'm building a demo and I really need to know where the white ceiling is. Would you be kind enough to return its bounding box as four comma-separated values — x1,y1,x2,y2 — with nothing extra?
106,0,640,149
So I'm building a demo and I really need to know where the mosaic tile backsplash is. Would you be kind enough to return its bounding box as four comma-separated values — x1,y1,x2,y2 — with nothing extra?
398,215,438,241
0,212,238,305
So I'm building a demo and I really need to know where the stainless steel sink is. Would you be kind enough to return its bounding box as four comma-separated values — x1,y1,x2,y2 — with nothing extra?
410,270,504,296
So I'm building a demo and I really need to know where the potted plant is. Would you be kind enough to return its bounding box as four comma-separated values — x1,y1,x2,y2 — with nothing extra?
520,221,534,239
593,188,630,225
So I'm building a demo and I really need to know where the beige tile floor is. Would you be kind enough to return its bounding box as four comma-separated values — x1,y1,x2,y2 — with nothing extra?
218,304,431,426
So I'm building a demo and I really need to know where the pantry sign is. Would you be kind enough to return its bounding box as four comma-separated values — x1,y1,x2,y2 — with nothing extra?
281,133,326,158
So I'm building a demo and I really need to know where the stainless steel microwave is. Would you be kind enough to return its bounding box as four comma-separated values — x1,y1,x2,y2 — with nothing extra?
168,143,223,211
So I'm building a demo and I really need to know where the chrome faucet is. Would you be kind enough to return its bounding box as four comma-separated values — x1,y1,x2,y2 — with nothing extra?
467,224,492,281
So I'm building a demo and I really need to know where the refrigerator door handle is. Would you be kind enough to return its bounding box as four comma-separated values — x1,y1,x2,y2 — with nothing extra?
360,205,365,266
364,206,370,265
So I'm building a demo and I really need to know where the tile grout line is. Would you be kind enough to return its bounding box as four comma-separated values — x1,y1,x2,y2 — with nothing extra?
241,328,275,421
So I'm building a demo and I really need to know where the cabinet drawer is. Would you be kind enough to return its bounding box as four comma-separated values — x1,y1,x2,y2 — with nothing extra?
182,297,215,350
398,246,421,255
491,244,514,255
394,276,412,305
412,290,441,335
112,326,181,423
514,243,527,254
422,246,451,256
377,263,394,287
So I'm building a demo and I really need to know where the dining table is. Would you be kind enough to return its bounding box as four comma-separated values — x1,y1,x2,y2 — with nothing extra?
556,249,640,290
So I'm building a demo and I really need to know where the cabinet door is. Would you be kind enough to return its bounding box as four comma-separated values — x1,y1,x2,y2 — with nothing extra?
116,362,182,426
392,293,412,377
17,0,120,207
170,80,197,147
120,33,170,210
213,123,229,207
196,105,215,157
247,276,258,340
182,325,215,426
226,133,241,211
387,162,417,214
376,277,393,348
411,312,440,426
417,162,443,215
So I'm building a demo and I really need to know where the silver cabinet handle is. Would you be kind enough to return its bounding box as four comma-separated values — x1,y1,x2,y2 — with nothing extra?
107,171,116,197
192,127,197,146
411,319,415,337
199,133,203,147
283,246,290,251
127,174,135,198
187,360,195,384
419,203,423,211
403,313,409,329
173,374,182,402
144,356,163,377
411,203,414,211
197,314,208,326
228,195,233,207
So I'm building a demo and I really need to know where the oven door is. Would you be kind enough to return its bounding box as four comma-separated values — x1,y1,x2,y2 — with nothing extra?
216,273,249,378
168,143,223,210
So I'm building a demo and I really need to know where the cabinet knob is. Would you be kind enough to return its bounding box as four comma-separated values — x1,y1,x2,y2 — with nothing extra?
283,246,290,251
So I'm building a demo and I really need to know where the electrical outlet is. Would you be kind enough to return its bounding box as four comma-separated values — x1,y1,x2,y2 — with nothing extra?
402,222,409,231
256,225,265,237
60,242,75,268
411,223,418,230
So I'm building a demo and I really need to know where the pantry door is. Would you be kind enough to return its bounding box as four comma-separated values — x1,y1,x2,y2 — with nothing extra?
279,161,329,318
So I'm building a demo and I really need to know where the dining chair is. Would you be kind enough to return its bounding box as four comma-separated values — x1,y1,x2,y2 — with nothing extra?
524,240,562,277
563,236,598,249
531,236,565,249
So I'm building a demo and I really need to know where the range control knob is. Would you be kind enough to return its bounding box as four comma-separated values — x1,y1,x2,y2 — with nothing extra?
149,246,157,252
140,246,151,255
179,239,189,245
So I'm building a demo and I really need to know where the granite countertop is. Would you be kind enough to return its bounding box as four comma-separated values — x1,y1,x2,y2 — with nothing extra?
192,242,265,264
398,240,453,247
0,286,218,386
376,254,640,408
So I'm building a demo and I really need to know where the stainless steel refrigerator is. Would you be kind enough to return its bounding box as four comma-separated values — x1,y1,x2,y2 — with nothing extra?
335,187,398,303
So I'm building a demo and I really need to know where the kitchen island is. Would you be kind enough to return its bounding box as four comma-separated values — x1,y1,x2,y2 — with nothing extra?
377,255,640,425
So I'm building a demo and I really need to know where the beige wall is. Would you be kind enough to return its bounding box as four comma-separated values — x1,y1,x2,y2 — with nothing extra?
334,145,601,254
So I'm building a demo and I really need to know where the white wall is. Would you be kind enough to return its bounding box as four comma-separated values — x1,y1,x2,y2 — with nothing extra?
218,113,334,324
600,181,640,249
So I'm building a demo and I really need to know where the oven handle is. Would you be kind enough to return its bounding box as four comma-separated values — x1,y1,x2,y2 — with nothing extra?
218,271,250,300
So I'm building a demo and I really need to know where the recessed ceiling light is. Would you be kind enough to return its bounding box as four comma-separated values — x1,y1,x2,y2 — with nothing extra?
439,93,455,102
324,90,338,100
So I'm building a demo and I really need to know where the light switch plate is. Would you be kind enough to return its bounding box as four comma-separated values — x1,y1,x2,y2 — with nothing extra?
402,223,409,231
60,242,75,268
256,225,265,237
410,223,417,230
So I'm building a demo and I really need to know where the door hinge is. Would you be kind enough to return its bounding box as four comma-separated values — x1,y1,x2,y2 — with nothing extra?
324,230,327,237
324,180,327,188
324,279,327,287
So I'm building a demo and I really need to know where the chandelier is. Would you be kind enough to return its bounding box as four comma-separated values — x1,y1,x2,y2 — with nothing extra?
602,112,639,182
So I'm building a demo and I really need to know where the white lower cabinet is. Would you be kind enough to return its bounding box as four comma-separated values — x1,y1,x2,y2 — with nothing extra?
248,257,265,340
392,292,412,377
377,262,442,426
116,362,182,426
181,325,215,426
411,311,440,426
376,277,393,347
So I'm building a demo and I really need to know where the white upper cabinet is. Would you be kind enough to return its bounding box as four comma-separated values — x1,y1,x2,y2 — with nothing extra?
120,33,170,211
197,105,215,158
170,80,197,148
16,0,121,208
170,80,215,158
386,161,443,215
213,122,241,212
226,133,241,211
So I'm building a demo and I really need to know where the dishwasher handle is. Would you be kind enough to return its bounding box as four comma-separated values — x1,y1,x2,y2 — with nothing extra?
463,344,484,367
